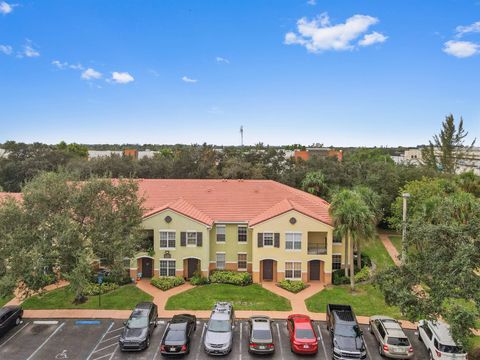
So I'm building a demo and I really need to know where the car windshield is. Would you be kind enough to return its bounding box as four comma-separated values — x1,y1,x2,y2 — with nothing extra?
252,329,272,340
126,315,148,329
335,325,357,337
438,343,464,354
295,328,315,339
165,330,186,342
208,319,231,332
387,337,410,346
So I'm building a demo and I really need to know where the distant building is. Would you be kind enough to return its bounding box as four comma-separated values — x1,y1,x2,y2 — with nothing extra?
87,149,157,160
291,148,343,162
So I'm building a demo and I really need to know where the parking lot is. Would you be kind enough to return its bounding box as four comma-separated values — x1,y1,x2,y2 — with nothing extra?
0,318,429,360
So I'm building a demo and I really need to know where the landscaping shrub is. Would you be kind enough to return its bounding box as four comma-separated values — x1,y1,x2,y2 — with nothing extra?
354,266,371,283
209,271,252,286
469,347,480,360
151,276,185,291
278,280,307,293
190,272,209,285
82,282,119,296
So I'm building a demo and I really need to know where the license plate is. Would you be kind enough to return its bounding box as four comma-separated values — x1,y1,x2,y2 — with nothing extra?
169,347,176,352
303,345,309,349
259,345,266,350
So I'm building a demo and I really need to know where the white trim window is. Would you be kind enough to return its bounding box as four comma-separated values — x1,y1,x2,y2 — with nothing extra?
332,254,342,270
187,232,197,246
238,226,247,242
216,225,226,243
333,234,342,244
237,253,247,270
285,232,302,250
285,262,302,280
263,232,274,247
216,253,226,270
159,231,176,249
159,260,176,277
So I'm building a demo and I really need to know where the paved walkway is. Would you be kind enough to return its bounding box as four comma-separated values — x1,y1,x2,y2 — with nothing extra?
6,279,69,306
379,232,401,266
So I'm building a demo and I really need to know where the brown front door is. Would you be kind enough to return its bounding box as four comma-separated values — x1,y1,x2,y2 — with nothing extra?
142,258,153,278
187,259,199,279
309,260,320,281
263,260,273,281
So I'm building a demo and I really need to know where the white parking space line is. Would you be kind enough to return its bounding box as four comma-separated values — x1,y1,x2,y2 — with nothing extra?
91,354,112,360
101,334,120,343
92,342,118,354
195,323,206,360
106,326,124,334
317,324,329,359
107,344,119,360
86,321,114,360
26,322,65,360
0,321,29,349
239,322,242,360
363,335,373,359
275,322,284,358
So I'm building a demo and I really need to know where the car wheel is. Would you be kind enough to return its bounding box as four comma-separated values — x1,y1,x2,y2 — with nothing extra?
378,344,384,356
418,330,423,342
15,317,21,326
146,336,150,349
369,325,373,334
154,318,158,328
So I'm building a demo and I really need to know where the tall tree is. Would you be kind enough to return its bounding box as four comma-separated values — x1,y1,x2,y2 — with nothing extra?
0,172,144,302
422,114,476,174
330,189,376,291
301,171,329,199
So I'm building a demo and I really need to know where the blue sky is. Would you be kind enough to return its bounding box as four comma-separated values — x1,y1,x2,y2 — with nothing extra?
0,0,479,146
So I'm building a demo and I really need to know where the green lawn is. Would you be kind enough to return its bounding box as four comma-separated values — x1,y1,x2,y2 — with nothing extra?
22,284,152,310
362,236,395,272
165,284,291,311
305,284,402,318
388,235,402,254
0,295,13,307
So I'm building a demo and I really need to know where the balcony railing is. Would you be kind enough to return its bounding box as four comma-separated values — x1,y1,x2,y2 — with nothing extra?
307,244,327,255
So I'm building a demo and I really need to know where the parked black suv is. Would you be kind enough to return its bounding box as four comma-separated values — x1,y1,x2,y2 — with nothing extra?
0,306,23,337
327,304,367,360
119,302,158,351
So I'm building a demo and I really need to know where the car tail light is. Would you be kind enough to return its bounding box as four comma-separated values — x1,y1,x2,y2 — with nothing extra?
383,344,389,352
436,349,442,357
249,343,256,348
267,343,274,348
160,345,165,351
181,345,187,352
408,346,414,353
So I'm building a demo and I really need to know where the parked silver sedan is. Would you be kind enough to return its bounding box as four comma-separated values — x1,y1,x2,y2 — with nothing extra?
247,316,275,354
369,316,414,359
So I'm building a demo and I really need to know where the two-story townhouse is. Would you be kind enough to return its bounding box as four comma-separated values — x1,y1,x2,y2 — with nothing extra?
130,179,341,284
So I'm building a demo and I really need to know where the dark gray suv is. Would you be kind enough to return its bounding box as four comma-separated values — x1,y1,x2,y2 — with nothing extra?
204,302,235,355
119,302,158,351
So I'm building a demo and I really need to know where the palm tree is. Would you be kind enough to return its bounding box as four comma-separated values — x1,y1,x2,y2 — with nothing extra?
301,171,329,199
352,186,382,269
330,189,376,291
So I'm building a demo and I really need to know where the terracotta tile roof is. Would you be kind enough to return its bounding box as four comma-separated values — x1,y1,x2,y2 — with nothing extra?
0,180,332,226
138,179,332,226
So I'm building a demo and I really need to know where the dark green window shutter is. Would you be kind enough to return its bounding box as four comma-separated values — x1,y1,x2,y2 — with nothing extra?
274,233,280,248
197,232,203,247
180,232,186,246
257,233,263,248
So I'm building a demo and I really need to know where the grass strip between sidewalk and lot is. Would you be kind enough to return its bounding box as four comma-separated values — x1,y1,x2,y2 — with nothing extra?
305,284,402,318
22,284,152,310
0,295,13,307
165,283,292,311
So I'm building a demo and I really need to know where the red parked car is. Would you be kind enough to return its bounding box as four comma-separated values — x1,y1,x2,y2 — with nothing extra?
287,314,319,355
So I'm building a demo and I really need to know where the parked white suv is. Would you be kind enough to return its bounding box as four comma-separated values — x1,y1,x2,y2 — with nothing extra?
417,320,467,360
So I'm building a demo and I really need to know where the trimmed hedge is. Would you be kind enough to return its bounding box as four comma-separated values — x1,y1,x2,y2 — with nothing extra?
82,282,119,296
190,275,209,286
151,276,185,291
354,266,371,283
278,280,307,293
332,266,372,285
209,271,252,286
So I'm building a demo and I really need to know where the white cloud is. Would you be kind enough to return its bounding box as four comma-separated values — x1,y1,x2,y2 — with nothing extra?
18,40,40,58
443,40,479,58
215,56,230,64
307,0,316,5
284,13,387,53
182,76,197,83
81,68,102,80
69,63,83,70
52,60,68,69
110,71,134,84
0,44,12,55
455,21,480,37
0,1,15,15
358,31,388,46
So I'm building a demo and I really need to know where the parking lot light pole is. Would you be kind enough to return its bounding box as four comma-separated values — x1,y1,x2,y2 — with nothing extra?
401,193,410,265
